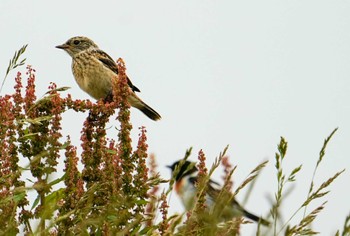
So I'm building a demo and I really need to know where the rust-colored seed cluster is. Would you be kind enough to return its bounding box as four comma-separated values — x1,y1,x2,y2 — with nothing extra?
1,57,341,235
0,61,157,235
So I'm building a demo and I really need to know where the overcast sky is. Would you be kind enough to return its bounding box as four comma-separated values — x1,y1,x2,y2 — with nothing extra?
1,1,350,235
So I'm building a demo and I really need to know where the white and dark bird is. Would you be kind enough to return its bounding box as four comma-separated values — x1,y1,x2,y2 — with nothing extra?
167,160,270,226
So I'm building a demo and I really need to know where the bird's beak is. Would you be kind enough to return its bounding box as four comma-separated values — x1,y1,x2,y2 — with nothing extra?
55,43,69,50
166,165,172,169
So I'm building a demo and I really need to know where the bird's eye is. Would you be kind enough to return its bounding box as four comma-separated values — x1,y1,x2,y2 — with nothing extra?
73,40,80,45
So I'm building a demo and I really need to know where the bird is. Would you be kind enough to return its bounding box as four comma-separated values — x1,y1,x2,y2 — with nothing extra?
56,36,161,121
167,160,270,226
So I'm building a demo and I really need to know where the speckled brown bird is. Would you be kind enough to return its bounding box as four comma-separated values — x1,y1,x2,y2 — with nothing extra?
56,36,161,121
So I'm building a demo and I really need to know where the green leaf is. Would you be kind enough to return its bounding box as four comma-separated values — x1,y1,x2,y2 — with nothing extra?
19,132,39,140
60,141,70,150
48,174,66,187
41,188,64,219
31,195,40,210
106,149,117,154
13,192,26,203
135,199,148,205
107,215,117,221
44,86,71,95
20,116,53,125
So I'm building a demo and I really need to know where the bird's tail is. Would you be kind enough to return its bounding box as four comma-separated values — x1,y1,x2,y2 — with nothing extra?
243,210,270,226
128,94,161,121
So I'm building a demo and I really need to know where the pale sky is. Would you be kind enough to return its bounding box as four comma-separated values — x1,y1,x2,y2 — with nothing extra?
1,1,350,235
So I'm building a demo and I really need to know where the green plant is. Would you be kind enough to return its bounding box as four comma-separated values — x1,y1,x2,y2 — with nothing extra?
0,46,348,236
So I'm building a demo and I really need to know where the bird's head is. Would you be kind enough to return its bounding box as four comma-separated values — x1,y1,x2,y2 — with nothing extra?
167,160,198,181
56,36,98,57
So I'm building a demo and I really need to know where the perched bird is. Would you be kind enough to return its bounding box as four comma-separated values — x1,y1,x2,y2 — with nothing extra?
167,160,270,226
56,36,161,121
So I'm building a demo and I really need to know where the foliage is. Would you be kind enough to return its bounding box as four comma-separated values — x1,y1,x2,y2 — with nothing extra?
0,48,348,236
1,44,27,94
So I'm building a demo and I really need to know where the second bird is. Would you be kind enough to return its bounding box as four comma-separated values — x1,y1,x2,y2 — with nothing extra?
167,160,270,226
56,36,161,121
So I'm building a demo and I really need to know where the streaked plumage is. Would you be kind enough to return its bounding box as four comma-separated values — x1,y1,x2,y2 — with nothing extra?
56,36,161,121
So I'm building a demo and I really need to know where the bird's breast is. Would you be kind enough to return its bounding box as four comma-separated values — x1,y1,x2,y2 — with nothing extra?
176,178,197,211
72,54,115,100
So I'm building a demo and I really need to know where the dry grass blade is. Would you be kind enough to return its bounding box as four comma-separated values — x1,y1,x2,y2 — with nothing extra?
208,145,229,177
285,202,326,236
1,44,28,93
302,170,344,207
222,166,237,191
279,170,344,235
272,137,289,235
287,165,302,182
335,213,350,236
234,160,268,197
318,128,338,167
167,147,193,194
194,146,229,206
304,128,338,217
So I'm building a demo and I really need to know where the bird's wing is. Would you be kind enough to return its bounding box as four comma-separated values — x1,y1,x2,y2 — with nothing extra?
92,49,141,92
188,176,242,208
188,176,221,200
188,176,270,225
